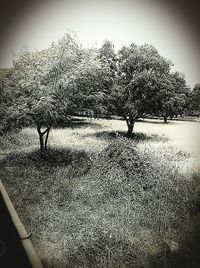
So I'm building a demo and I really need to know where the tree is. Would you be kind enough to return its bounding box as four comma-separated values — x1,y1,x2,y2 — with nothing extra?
27,95,59,153
110,43,172,135
3,33,80,151
5,33,113,151
190,83,200,116
153,71,189,123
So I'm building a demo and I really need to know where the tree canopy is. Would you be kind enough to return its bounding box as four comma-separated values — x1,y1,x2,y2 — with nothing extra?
109,43,177,134
189,83,200,116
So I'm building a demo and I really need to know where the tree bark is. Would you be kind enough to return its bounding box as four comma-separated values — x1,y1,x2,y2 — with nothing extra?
37,125,44,153
164,115,168,123
125,115,135,136
127,123,134,136
44,127,50,150
39,132,44,152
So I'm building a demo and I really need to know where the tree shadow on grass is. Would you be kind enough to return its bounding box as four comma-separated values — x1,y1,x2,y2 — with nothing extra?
0,147,92,171
91,130,168,142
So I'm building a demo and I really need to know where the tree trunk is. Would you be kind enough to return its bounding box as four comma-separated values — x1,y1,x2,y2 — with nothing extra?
125,115,135,136
37,126,44,153
39,132,44,152
37,125,51,154
127,123,134,136
44,128,50,150
164,115,168,123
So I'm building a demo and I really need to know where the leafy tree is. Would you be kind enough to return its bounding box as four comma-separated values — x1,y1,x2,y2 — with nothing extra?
3,33,113,150
153,71,189,122
189,83,200,116
110,43,171,135
2,33,80,151
27,95,58,152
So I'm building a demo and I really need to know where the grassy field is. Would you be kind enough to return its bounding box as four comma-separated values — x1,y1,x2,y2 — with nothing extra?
0,118,200,268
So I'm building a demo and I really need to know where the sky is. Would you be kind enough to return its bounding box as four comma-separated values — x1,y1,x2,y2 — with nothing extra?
0,0,199,87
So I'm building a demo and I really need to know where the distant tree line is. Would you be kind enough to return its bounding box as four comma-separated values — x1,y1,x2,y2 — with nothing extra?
0,32,199,152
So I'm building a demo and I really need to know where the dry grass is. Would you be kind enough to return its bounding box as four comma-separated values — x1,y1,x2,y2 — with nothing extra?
0,117,200,267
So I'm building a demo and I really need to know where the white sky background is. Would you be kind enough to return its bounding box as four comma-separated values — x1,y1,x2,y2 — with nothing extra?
1,0,199,87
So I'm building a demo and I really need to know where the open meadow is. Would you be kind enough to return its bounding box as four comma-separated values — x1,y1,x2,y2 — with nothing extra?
0,118,200,268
